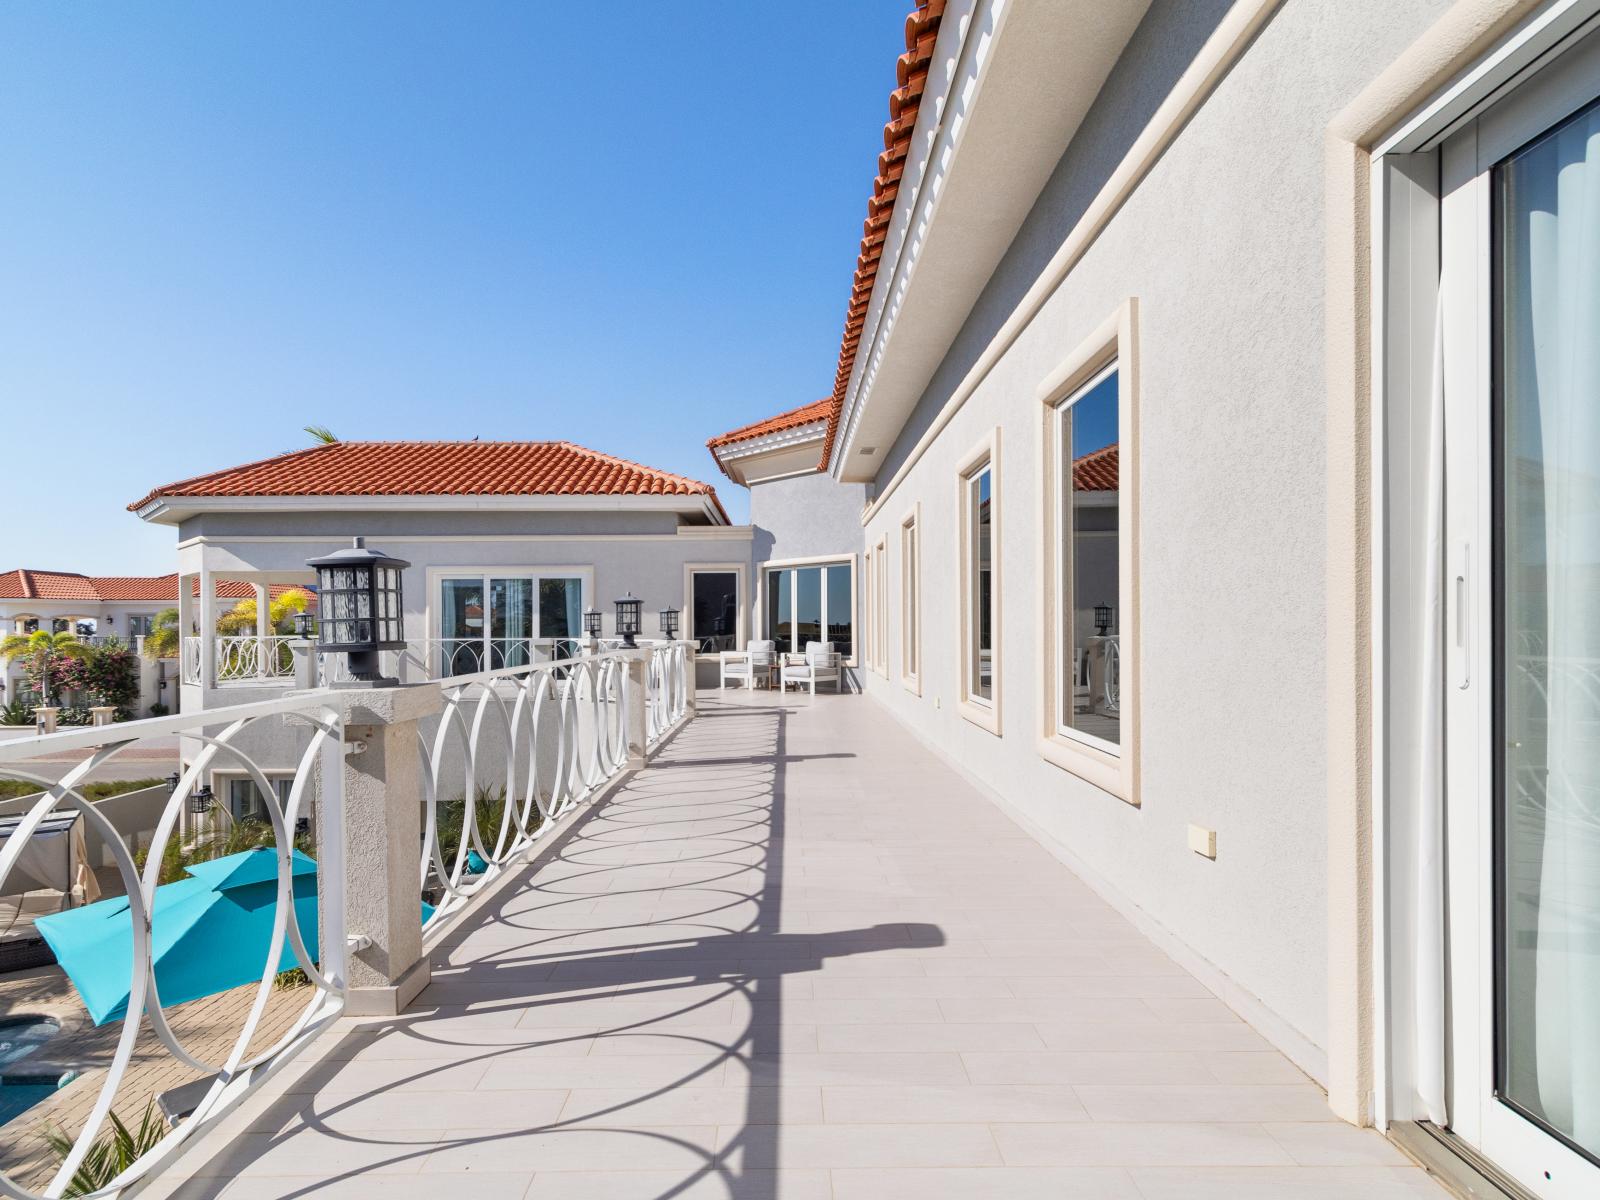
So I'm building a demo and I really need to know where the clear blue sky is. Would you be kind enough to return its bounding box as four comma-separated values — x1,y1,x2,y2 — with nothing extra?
0,2,909,574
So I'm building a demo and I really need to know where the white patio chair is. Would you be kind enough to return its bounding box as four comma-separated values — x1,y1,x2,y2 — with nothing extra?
720,640,775,690
781,641,843,696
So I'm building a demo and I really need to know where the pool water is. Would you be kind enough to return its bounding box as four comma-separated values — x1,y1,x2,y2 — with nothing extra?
0,1077,60,1125
0,1016,65,1125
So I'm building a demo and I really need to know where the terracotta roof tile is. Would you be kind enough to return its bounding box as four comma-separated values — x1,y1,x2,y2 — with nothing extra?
706,398,833,453
129,440,727,522
819,0,944,469
1073,443,1118,492
706,1,944,480
0,572,308,604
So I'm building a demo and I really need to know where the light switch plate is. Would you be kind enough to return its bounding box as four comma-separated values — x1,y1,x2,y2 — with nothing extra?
1188,824,1217,859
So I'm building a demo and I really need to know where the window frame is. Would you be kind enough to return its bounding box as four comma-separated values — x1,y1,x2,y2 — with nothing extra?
872,535,889,676
681,562,747,656
758,555,857,665
957,429,1002,734
1037,299,1140,804
426,565,594,673
900,503,921,694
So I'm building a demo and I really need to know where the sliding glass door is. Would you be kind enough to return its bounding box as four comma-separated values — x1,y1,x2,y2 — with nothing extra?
1439,53,1600,1197
765,562,852,660
437,571,588,676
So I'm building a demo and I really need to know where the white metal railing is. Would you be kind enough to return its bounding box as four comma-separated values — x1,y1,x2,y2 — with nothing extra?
418,649,631,938
321,636,630,687
0,696,345,1200
214,636,295,685
180,636,201,685
647,641,689,747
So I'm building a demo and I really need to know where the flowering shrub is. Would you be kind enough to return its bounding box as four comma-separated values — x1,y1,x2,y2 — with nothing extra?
26,643,140,714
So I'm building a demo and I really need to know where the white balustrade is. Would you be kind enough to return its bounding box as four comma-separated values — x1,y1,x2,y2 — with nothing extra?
0,696,345,1200
180,636,202,685
213,636,296,685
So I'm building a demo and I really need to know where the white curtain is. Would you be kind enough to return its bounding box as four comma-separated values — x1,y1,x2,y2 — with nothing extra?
1507,103,1600,1152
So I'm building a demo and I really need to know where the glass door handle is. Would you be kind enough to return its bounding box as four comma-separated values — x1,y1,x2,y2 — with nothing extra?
1450,540,1471,690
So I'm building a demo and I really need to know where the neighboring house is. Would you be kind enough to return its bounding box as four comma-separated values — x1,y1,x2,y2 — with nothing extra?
129,437,748,699
130,439,748,823
701,1,1600,1194
0,570,211,712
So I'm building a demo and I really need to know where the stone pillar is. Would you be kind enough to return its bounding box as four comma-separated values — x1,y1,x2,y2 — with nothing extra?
682,643,697,717
34,707,58,736
198,572,217,689
289,639,317,689
624,651,648,770
89,705,116,727
329,684,442,1017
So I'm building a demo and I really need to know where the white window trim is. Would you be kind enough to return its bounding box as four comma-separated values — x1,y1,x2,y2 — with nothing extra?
755,554,859,667
957,428,1002,735
1037,299,1140,805
681,562,748,656
901,503,922,695
425,565,595,647
873,536,889,677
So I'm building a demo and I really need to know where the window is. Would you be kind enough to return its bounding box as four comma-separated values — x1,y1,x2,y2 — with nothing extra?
226,776,295,823
901,508,920,691
436,570,588,675
872,537,889,676
764,560,853,660
1037,300,1137,802
1054,363,1121,751
688,569,740,653
958,430,1001,731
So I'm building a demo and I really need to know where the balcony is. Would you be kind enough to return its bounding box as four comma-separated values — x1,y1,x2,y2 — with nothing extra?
0,660,1441,1199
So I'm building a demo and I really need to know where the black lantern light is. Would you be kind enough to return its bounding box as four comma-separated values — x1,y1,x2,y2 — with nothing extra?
583,606,604,639
292,611,314,640
306,537,409,684
166,772,181,796
1094,602,1113,637
614,593,642,648
189,784,214,816
658,605,679,640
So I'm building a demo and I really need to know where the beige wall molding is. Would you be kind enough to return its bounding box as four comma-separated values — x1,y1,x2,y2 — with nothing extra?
1034,299,1141,807
1321,0,1548,1129
859,0,1283,528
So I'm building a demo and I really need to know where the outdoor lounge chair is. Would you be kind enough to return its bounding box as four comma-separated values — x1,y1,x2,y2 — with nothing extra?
781,641,842,695
720,640,775,690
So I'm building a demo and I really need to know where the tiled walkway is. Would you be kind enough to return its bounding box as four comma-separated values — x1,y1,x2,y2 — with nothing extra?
151,692,1445,1199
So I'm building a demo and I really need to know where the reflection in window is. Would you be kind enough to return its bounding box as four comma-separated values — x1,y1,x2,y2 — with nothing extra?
966,465,994,703
691,571,739,653
765,562,853,660
1057,365,1120,749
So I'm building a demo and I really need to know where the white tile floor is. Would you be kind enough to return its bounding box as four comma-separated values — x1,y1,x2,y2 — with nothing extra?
146,692,1447,1199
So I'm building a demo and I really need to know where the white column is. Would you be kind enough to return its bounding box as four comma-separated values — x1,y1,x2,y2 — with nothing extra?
254,583,271,680
198,570,217,690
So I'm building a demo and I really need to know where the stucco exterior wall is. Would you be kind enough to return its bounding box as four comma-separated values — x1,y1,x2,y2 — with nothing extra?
748,471,869,567
854,0,1452,1078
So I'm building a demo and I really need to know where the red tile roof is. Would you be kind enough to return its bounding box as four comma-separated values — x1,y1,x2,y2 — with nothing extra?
707,398,832,453
705,1,945,480
1073,443,1119,492
0,572,308,604
820,0,946,470
129,440,728,522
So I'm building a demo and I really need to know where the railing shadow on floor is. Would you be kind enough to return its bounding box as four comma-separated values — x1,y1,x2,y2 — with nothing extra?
162,698,944,1200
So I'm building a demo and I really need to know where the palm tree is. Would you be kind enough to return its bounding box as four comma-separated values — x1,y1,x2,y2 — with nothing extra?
304,425,338,444
141,608,181,661
216,587,313,636
0,630,90,706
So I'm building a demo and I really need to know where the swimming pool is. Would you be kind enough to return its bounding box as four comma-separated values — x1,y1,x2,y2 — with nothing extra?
0,1015,65,1126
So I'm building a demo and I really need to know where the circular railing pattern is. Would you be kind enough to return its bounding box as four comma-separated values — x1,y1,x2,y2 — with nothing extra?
0,698,344,1200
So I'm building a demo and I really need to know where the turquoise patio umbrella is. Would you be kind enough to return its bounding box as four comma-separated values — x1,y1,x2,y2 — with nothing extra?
35,848,320,1026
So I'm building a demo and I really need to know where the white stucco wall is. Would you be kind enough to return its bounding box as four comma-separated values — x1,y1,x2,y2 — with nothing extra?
853,0,1453,1075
